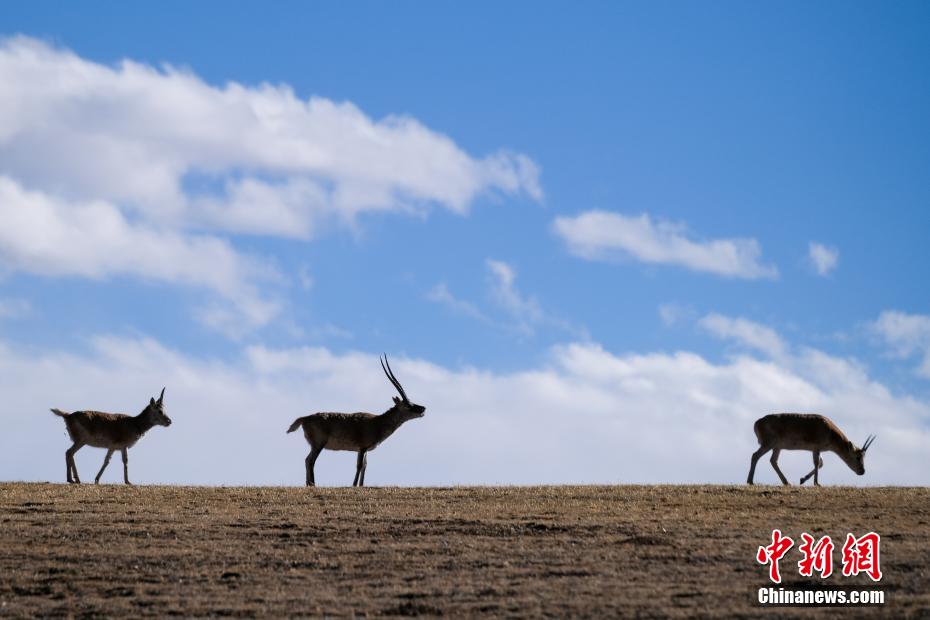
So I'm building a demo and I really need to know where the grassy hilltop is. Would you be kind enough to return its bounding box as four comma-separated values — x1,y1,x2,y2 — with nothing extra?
1,484,928,617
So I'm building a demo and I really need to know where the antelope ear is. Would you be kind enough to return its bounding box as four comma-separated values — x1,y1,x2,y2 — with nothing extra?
150,397,156,406
392,396,401,405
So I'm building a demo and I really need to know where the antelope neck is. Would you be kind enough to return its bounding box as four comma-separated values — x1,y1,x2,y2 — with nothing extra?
132,409,158,435
377,406,408,429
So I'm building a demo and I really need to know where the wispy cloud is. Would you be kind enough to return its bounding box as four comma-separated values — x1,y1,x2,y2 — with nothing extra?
485,259,545,333
426,283,492,323
0,298,30,319
486,259,588,338
658,302,695,327
427,260,586,338
870,310,930,379
808,242,839,276
553,211,778,279
297,264,315,291
699,313,787,359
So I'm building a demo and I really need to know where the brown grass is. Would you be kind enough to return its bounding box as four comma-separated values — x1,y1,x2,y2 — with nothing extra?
0,483,927,617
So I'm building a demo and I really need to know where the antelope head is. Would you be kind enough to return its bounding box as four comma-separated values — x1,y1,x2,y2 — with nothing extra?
381,355,425,421
145,387,173,427
847,434,876,475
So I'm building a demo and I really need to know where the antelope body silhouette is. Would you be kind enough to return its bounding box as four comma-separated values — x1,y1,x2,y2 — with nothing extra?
51,388,172,484
287,356,425,487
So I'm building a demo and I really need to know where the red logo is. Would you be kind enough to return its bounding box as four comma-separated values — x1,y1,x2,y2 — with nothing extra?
841,532,882,582
756,529,794,584
758,531,881,583
798,533,834,578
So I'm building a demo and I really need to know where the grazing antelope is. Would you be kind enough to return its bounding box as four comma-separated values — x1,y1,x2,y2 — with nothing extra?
50,388,172,485
747,413,875,486
287,355,425,487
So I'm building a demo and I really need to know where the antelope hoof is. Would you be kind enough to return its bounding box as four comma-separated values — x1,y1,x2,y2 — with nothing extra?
124,481,133,486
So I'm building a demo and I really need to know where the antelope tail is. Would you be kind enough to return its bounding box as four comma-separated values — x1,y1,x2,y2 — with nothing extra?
286,417,306,434
50,408,70,418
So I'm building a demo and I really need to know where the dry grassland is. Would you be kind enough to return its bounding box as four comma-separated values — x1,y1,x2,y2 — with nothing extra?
1,484,928,617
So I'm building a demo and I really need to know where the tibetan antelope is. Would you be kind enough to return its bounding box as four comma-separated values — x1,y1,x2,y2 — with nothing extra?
747,413,875,486
50,388,172,484
287,355,425,487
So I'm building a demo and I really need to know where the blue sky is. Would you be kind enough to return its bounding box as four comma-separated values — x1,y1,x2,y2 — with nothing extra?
1,2,929,486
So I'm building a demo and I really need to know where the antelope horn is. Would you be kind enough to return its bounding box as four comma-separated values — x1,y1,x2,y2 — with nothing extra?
382,354,408,401
158,387,166,403
381,354,408,402
862,434,876,451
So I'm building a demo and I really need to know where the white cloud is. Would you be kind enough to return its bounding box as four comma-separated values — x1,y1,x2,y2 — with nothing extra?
871,310,930,379
553,210,778,279
0,36,541,235
808,241,839,276
699,313,787,359
3,334,928,486
0,177,279,331
0,37,541,333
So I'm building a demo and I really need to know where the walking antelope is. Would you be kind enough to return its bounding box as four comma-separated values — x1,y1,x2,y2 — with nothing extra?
287,355,425,487
51,388,172,484
747,413,875,486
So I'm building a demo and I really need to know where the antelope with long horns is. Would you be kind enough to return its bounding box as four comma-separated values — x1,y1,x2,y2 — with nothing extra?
287,355,425,487
50,388,172,484
747,413,875,486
